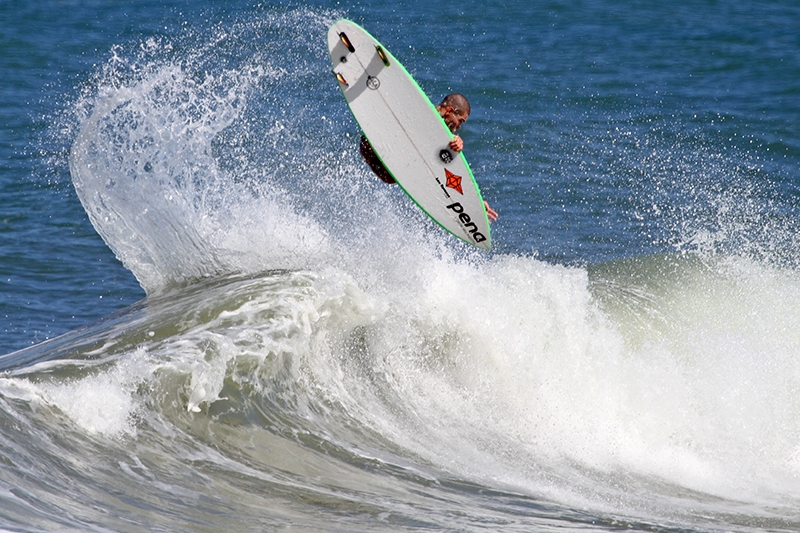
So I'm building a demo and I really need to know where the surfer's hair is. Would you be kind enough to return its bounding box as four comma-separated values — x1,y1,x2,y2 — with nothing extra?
439,93,470,116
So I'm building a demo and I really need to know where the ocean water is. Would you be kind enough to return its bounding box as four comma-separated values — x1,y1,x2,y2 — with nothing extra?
2,0,800,531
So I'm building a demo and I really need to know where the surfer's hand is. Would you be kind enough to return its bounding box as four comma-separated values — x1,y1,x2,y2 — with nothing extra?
485,201,498,222
449,135,464,152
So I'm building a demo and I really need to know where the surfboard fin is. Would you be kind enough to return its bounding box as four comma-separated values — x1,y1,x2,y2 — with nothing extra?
339,32,355,53
333,71,349,86
376,46,390,67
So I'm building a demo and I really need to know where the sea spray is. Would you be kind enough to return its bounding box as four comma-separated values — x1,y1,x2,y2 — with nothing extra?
68,9,345,293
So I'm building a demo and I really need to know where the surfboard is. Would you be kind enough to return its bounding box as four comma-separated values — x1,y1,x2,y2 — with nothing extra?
327,19,492,250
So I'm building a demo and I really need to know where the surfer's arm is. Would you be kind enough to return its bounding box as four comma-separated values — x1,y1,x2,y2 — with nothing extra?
484,202,498,222
444,135,496,221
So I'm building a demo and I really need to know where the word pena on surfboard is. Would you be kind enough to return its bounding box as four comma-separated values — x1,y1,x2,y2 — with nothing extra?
327,19,492,250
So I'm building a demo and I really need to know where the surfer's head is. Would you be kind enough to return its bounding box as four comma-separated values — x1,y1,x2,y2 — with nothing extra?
437,93,470,132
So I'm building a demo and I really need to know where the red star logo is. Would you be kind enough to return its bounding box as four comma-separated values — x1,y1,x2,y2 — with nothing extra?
445,169,463,195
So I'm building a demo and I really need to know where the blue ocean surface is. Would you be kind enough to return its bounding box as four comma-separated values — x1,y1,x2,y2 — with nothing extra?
2,0,800,531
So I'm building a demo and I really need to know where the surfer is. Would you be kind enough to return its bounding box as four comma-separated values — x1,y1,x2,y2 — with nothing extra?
360,93,498,221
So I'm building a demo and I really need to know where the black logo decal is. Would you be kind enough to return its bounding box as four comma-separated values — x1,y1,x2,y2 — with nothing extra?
366,76,380,90
439,149,453,164
446,202,487,243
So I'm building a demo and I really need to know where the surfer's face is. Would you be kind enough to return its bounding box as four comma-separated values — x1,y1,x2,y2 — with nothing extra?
439,106,469,132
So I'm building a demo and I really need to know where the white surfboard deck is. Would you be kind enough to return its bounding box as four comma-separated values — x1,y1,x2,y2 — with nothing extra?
327,19,491,250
